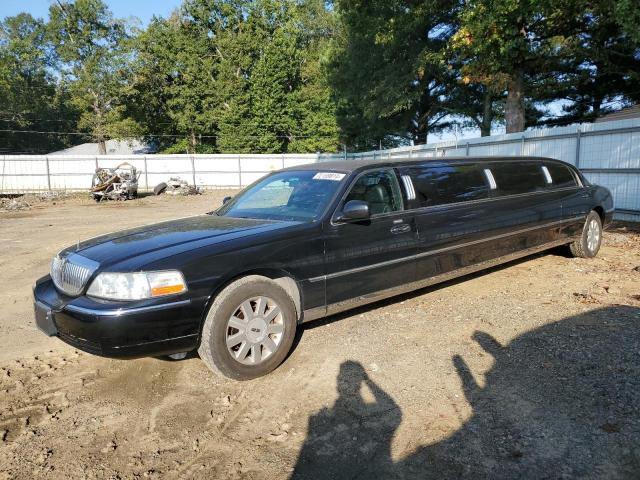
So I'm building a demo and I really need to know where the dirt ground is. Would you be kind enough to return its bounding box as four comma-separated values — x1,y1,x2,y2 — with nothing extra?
1,191,639,479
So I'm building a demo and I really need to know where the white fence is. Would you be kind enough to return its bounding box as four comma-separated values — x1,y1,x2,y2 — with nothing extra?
0,153,320,192
1,118,639,221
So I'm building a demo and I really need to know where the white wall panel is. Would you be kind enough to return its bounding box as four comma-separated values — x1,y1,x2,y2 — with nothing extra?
579,131,640,169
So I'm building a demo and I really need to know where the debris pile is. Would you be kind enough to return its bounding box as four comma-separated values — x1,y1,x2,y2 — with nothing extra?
154,177,203,196
1,191,71,212
0,197,31,211
91,162,140,202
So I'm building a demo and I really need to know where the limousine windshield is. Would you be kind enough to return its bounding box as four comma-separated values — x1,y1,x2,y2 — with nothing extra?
217,170,346,221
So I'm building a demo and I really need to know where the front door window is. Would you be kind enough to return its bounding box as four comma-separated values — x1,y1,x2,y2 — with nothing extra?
344,169,403,216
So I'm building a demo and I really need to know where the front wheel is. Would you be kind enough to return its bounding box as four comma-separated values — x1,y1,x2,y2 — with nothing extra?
569,211,602,258
198,276,297,380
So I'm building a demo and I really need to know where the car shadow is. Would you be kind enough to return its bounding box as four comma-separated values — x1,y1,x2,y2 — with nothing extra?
291,306,640,479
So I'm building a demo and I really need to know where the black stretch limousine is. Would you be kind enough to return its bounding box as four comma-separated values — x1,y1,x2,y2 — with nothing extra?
34,156,613,379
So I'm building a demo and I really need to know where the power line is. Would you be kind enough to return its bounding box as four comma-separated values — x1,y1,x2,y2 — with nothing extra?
0,128,337,139
0,129,88,136
0,117,317,128
0,118,78,124
0,112,325,129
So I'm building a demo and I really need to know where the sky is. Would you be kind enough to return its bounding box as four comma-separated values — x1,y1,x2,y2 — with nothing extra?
0,0,181,27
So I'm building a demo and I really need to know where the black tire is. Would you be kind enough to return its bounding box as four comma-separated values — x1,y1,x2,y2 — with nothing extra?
198,276,297,380
153,182,167,195
569,211,602,258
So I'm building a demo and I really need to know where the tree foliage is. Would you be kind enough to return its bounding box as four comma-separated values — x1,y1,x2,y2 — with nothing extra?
450,0,640,133
0,0,638,154
0,13,77,153
129,0,339,153
48,0,142,153
543,0,640,124
326,0,463,147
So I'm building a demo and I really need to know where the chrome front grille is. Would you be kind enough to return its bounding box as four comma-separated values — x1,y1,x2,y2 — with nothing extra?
51,253,99,296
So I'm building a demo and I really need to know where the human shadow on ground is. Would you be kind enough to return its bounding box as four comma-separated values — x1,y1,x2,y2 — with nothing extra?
291,360,402,478
291,306,640,479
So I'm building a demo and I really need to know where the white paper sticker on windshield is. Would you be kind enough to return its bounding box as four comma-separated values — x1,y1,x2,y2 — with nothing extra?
313,172,346,181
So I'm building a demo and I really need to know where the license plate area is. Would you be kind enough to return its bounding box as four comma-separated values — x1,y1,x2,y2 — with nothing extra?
34,301,57,336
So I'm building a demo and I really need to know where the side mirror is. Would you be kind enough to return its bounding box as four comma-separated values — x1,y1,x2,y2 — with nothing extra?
222,196,232,205
337,200,370,222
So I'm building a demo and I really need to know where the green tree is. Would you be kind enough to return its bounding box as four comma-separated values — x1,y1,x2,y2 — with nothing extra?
214,0,270,153
542,0,640,124
131,0,339,154
451,0,640,130
217,0,338,153
126,17,179,151
327,0,459,149
164,4,220,153
288,0,340,153
451,0,572,133
615,0,640,42
0,13,78,153
48,0,141,154
445,82,502,137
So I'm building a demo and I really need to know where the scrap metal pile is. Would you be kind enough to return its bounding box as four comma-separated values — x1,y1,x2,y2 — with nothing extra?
90,162,140,202
153,177,203,196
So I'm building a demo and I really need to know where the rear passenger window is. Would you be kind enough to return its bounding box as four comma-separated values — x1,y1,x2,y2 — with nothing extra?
489,162,547,196
406,163,489,207
546,164,578,188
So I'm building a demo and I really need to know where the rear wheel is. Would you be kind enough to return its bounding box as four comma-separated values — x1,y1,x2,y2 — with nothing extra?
569,211,602,258
198,276,297,380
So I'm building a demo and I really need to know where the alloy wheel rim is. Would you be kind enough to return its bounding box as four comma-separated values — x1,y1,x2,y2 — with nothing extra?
225,296,284,365
587,219,600,252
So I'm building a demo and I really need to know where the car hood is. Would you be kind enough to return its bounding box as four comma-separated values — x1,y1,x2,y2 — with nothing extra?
60,214,296,268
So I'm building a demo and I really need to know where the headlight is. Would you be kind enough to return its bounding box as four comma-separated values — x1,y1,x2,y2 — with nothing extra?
86,270,187,301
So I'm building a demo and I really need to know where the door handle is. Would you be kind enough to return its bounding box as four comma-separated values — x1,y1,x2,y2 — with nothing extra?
390,224,411,234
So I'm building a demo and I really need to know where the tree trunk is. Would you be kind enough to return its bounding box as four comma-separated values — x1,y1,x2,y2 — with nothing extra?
413,132,427,145
94,101,107,155
480,91,493,137
505,70,525,133
190,131,197,154
592,96,602,121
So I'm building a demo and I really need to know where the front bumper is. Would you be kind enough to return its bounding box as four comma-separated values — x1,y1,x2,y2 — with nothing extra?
33,276,206,358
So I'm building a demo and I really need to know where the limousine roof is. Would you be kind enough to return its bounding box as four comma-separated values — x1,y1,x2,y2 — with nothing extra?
289,156,573,174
